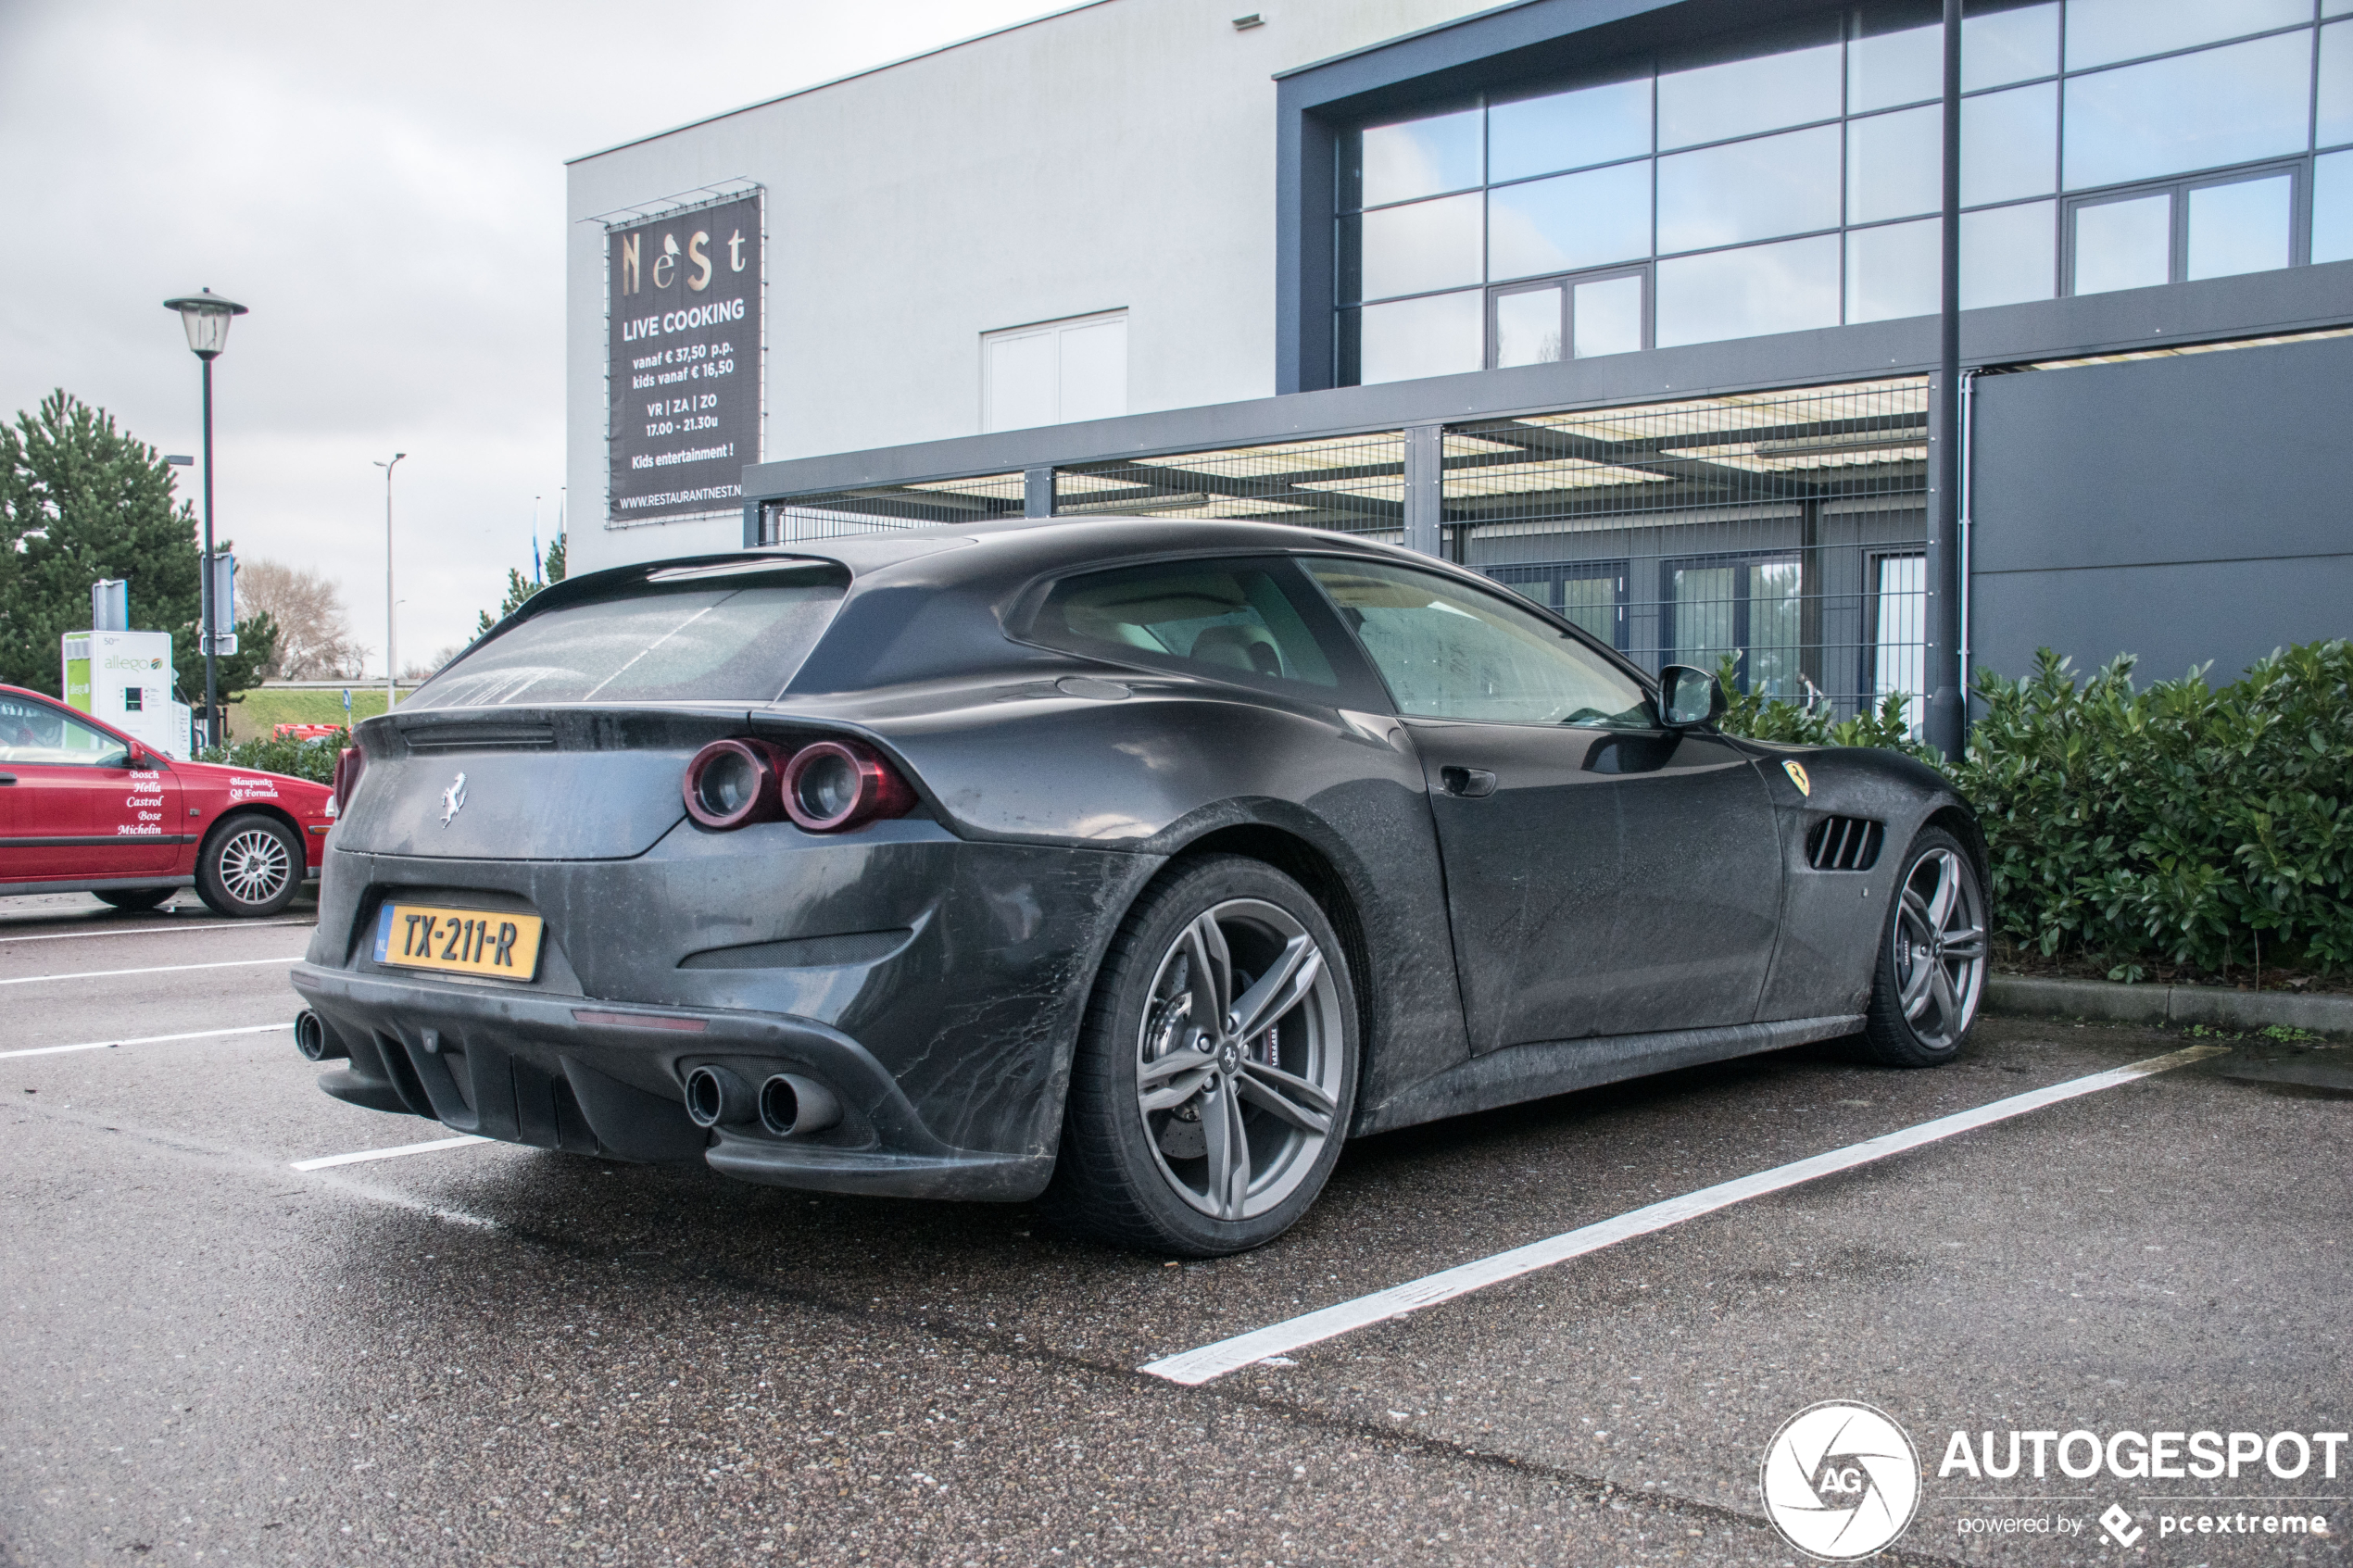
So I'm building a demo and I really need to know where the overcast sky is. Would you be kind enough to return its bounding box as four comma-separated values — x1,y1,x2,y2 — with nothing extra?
0,0,1051,674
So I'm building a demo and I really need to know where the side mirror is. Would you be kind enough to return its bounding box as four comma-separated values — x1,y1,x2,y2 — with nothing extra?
1658,664,1726,729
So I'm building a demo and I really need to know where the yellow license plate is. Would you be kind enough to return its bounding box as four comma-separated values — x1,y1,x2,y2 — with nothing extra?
372,902,545,983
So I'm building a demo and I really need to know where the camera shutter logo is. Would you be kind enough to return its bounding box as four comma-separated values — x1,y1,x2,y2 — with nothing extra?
1760,1400,1921,1560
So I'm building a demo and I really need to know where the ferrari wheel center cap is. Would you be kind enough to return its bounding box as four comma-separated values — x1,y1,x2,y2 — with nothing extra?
1216,1039,1242,1076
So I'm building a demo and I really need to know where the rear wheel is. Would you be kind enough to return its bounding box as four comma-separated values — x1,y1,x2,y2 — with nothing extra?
94,888,176,912
194,814,304,918
1857,827,1987,1066
1047,855,1358,1257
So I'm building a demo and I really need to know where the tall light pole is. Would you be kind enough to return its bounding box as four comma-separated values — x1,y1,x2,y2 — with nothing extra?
375,453,406,711
162,288,247,747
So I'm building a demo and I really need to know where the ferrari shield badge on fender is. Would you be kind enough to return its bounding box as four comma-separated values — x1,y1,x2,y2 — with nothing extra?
1782,759,1812,797
439,771,468,826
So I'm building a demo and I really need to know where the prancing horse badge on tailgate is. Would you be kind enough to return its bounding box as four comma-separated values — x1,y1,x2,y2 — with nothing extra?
439,771,468,825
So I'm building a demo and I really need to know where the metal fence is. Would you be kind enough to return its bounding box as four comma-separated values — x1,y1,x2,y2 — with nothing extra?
1052,432,1407,540
758,471,1026,544
758,379,1927,725
1448,378,1929,724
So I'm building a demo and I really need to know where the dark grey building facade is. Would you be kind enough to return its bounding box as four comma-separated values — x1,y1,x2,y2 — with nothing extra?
740,0,2353,721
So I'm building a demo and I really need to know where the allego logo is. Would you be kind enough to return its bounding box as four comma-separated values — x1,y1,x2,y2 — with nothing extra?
1761,1401,1922,1560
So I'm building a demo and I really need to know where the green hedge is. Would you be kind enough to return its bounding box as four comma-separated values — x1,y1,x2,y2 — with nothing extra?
197,729,346,784
1718,642,2353,977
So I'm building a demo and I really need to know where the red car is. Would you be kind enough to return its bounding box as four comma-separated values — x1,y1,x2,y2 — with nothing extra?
0,683,333,916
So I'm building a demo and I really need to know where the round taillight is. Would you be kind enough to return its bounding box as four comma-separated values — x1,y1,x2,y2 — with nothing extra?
782,739,916,833
683,739,785,830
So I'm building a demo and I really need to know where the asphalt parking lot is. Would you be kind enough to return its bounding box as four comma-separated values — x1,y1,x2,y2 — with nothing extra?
3,893,2347,1568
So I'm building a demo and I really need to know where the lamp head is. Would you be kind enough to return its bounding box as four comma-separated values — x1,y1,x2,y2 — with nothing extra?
163,288,248,359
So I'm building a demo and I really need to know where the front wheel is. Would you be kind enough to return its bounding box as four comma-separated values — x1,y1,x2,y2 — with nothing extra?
194,814,304,918
1856,826,1987,1066
1047,855,1359,1257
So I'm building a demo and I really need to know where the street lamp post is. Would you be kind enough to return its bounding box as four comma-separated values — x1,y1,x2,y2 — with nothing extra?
374,453,406,712
162,288,247,747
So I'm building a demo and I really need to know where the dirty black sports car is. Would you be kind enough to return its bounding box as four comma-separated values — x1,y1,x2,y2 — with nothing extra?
290,518,1985,1254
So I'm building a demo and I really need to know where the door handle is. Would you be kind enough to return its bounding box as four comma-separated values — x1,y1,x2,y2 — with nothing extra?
0,773,14,784
1440,765,1498,798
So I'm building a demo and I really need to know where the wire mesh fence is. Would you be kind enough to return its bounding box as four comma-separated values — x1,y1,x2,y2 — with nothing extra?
1052,432,1407,539
758,472,1026,544
1447,377,1930,725
754,382,1927,725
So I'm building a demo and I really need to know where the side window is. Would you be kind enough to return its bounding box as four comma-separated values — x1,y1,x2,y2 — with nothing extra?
0,697,130,766
1304,557,1653,727
1027,560,1343,689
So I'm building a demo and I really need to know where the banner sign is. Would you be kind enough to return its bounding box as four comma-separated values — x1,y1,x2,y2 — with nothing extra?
605,193,761,525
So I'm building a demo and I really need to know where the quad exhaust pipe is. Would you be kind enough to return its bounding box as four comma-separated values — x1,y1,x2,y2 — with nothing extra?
293,1010,346,1062
685,1064,841,1136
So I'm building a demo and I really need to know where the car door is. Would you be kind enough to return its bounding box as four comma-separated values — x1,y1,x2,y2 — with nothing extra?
0,695,181,879
1301,556,1784,1052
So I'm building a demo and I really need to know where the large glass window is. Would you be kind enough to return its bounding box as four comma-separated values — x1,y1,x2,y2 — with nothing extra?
1488,76,1651,183
1335,0,2353,383
2064,0,2310,73
1665,557,1804,700
2064,31,2311,192
1657,124,1842,252
2316,151,2353,264
1489,162,1651,280
1655,236,1841,348
1656,39,1843,149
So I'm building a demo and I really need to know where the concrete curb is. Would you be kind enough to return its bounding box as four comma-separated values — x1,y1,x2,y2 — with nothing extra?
1985,973,2353,1035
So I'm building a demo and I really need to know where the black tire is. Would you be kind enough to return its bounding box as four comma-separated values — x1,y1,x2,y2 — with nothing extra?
94,888,176,912
1856,826,1988,1067
194,813,305,918
1045,854,1360,1257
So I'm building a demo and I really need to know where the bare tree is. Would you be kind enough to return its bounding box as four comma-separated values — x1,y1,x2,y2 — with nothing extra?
400,644,464,682
237,559,362,679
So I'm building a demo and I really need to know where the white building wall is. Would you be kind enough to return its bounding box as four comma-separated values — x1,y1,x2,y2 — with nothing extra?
565,0,1484,574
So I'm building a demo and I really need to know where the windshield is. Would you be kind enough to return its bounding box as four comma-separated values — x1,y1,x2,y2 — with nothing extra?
410,569,848,709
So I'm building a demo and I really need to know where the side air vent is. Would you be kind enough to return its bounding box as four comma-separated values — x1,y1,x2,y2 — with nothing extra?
402,721,557,753
1806,815,1885,872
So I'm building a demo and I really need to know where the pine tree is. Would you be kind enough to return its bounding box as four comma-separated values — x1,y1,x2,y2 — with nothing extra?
0,390,276,700
474,530,566,637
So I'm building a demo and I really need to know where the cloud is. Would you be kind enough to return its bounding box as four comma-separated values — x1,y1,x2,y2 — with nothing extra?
0,0,1051,671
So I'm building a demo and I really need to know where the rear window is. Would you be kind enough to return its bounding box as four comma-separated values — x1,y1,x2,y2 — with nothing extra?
410,566,847,709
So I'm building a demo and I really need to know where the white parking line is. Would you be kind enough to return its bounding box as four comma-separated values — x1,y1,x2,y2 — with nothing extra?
0,1022,294,1060
0,919,312,945
290,1135,493,1173
1141,1044,2228,1386
0,956,305,987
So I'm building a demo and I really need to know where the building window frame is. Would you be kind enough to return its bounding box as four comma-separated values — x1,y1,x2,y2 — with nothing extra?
2060,159,2311,295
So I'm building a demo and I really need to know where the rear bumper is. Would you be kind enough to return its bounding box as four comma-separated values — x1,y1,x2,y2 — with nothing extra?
291,819,1163,1201
291,961,1053,1200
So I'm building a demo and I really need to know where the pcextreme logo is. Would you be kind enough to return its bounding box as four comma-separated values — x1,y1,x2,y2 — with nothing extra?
1761,1401,1922,1560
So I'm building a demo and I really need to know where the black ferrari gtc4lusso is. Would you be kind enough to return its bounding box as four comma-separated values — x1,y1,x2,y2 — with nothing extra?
291,517,1985,1255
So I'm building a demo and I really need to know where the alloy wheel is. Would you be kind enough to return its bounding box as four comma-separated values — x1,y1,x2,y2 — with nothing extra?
1891,846,1985,1050
217,825,293,907
1133,897,1344,1222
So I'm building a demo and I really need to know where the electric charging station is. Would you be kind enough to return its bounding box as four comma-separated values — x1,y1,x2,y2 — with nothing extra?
63,579,194,758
